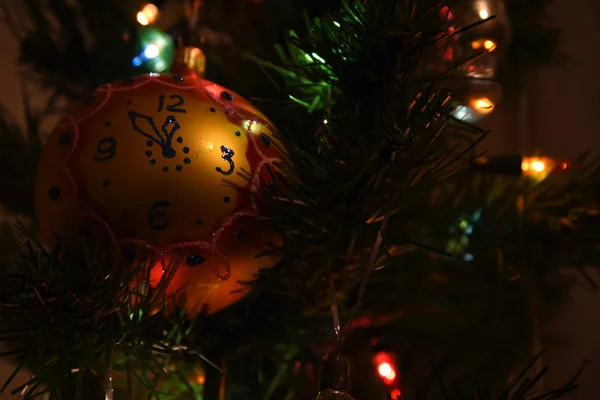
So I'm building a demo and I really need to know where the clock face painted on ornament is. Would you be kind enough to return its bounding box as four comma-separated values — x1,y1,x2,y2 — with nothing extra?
35,74,281,250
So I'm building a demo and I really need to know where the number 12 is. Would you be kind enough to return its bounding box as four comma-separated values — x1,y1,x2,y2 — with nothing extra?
158,94,186,113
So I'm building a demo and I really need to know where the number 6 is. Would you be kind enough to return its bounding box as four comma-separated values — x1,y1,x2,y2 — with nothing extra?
148,201,172,230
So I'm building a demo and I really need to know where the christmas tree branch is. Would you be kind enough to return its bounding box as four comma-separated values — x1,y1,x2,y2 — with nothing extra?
0,225,202,399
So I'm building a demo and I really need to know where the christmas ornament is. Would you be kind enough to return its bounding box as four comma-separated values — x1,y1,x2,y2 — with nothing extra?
316,360,355,400
34,46,284,316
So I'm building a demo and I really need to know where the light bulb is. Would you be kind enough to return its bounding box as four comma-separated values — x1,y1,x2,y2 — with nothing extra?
470,98,494,114
137,11,149,25
484,40,496,51
316,360,354,400
144,44,160,59
315,389,355,400
532,160,545,172
137,3,159,26
479,9,489,19
144,44,160,60
521,156,564,181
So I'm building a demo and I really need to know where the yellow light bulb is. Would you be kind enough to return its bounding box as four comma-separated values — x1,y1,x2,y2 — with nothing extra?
484,40,496,51
137,11,149,25
137,3,159,26
532,160,545,172
470,98,494,114
521,156,560,181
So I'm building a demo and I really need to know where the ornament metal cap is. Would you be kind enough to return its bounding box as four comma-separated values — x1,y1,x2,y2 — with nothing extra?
171,46,206,77
319,360,349,392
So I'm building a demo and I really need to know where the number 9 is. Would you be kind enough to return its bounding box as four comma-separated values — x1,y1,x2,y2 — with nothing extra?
93,137,117,162
148,201,172,230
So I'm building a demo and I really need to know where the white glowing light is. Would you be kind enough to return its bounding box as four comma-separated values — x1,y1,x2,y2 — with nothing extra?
378,363,395,380
452,105,469,121
323,119,328,125
479,9,489,19
532,160,545,172
450,104,488,123
144,44,160,59
154,60,166,71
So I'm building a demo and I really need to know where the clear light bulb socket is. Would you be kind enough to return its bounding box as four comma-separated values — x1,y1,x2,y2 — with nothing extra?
319,360,349,392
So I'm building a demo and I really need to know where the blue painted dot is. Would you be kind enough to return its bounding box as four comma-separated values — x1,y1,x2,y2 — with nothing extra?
150,159,156,165
146,141,154,147
260,132,271,147
183,147,189,154
235,131,241,137
209,107,216,112
127,100,132,105
104,121,111,127
220,91,234,101
58,133,71,145
186,254,204,267
163,166,169,172
84,93,96,105
196,219,203,226
103,180,110,187
48,186,61,200
176,165,183,171
145,151,152,157
184,158,191,164
177,137,183,143
224,195,231,203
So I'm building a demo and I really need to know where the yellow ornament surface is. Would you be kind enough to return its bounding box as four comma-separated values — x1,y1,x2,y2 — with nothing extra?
35,72,283,315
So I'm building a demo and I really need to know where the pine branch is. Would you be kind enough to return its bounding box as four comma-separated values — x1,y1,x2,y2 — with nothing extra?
0,227,202,399
255,0,483,290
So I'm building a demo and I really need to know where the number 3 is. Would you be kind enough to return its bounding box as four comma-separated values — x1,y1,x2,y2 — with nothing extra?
216,145,235,176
